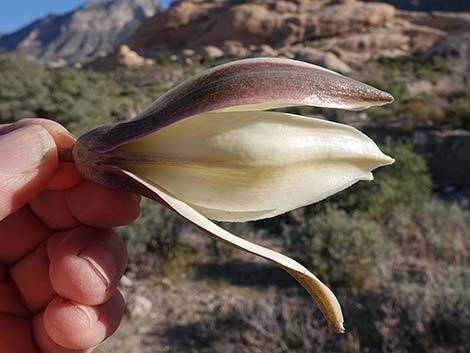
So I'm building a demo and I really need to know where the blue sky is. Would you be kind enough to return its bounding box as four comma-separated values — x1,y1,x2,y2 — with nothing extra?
0,0,171,34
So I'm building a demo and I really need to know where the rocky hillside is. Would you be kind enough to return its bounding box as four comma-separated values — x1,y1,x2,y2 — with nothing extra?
0,0,159,65
129,0,401,53
126,0,469,70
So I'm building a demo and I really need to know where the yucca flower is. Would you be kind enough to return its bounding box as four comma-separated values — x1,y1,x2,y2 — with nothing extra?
70,58,394,333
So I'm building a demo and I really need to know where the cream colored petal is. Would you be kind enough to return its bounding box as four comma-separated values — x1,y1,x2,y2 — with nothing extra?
120,169,345,333
115,111,393,222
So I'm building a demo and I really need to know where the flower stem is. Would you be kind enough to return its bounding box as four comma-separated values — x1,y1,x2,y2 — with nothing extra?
58,147,74,163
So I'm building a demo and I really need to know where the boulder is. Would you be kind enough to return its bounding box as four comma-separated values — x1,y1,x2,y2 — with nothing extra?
222,41,251,58
257,44,278,57
119,275,134,288
202,45,224,59
291,47,352,73
46,59,67,69
323,52,353,73
87,44,155,69
128,295,153,319
116,45,155,67
181,48,196,57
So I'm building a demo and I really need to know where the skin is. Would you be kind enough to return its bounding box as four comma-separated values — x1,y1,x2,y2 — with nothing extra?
0,119,140,353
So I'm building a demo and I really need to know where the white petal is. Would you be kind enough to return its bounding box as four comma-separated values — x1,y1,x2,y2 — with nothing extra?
120,169,345,333
116,111,393,221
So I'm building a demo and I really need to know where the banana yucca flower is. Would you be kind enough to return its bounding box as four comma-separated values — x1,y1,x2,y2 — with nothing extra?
71,58,394,333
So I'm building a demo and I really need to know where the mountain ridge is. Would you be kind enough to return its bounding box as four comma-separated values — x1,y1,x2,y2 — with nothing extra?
0,0,159,64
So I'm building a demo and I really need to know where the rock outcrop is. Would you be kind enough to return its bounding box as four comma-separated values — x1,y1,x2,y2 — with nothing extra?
427,29,470,58
0,0,159,64
399,10,470,32
127,0,469,65
129,0,397,52
87,44,155,69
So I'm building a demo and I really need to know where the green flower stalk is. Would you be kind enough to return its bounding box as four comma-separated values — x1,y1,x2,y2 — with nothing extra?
69,58,394,333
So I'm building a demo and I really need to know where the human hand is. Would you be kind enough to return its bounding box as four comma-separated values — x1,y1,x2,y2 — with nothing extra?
0,119,140,352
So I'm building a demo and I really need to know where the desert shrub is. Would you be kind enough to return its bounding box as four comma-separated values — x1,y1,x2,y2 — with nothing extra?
442,88,470,129
162,242,199,279
283,206,389,292
0,54,50,123
366,105,396,121
118,198,186,275
386,198,470,265
155,50,171,66
396,100,445,128
367,96,447,130
0,53,147,135
377,273,470,353
375,54,449,84
46,68,124,134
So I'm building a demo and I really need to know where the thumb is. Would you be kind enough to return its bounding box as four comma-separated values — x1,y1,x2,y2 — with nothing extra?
0,125,58,221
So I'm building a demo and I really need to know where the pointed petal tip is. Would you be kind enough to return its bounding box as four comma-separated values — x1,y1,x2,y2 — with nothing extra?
380,91,395,105
375,154,395,167
380,153,395,166
374,150,395,167
350,84,394,110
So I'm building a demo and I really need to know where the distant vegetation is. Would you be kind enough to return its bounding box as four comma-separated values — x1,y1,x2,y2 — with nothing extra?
0,54,184,135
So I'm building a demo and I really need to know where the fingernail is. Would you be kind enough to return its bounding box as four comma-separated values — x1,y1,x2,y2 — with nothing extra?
0,125,55,174
73,302,98,328
79,254,111,289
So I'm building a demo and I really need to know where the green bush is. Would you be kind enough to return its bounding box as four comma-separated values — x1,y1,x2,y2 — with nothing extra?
155,51,171,66
375,54,449,84
386,198,470,265
46,68,125,134
0,53,147,135
442,88,470,129
396,100,445,128
0,54,50,123
283,206,389,292
367,140,433,214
